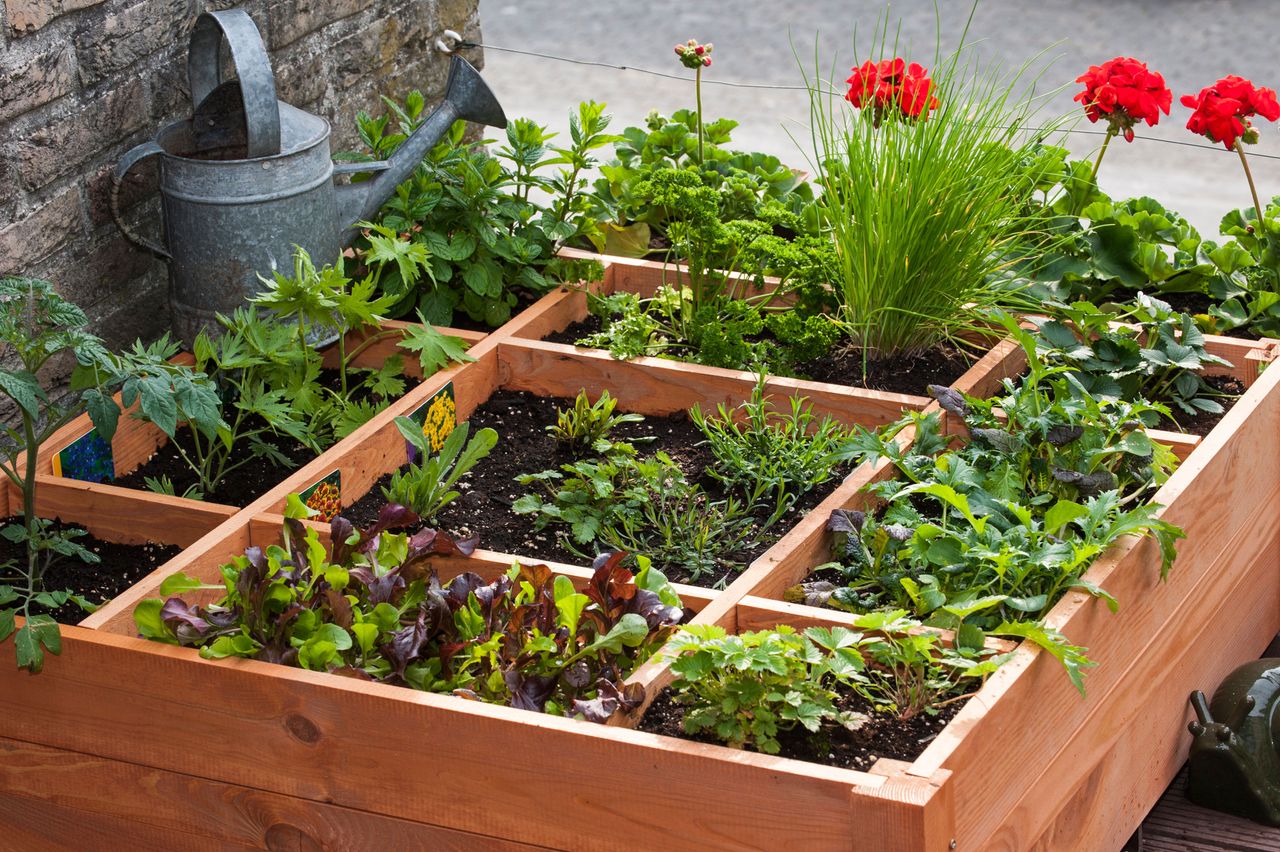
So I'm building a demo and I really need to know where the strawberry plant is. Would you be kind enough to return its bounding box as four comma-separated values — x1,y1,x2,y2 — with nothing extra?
789,319,1185,693
662,615,1002,754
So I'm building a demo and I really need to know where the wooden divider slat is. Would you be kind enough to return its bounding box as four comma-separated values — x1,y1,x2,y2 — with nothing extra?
1007,506,1280,851
497,338,925,427
31,474,235,547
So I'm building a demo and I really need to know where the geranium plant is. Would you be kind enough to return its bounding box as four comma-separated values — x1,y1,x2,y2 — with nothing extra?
844,57,938,125
1183,76,1280,238
674,38,713,164
1072,57,1171,211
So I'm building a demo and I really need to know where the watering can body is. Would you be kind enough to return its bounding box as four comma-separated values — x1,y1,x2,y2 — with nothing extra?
112,8,507,346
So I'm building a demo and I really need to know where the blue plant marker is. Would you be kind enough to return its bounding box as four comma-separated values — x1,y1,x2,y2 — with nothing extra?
52,429,115,483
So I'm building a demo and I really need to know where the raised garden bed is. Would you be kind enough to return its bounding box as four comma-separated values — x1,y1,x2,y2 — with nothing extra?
1,303,1278,850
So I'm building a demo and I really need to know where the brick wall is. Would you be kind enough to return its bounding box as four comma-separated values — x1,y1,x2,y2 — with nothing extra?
0,0,482,348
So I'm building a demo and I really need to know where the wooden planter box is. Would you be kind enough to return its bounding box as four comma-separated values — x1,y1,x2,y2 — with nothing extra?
32,321,486,520
1,287,1278,849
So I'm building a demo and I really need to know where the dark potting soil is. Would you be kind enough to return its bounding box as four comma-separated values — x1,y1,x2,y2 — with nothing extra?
797,343,975,397
341,389,846,587
1166,374,1245,437
115,426,314,507
114,368,417,507
1157,291,1259,341
544,315,975,397
637,685,965,772
0,518,179,624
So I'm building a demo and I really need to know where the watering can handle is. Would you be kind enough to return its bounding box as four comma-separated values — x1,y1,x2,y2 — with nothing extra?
187,9,281,158
111,141,171,260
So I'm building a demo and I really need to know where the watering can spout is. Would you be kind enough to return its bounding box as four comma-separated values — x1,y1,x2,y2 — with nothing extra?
337,55,507,242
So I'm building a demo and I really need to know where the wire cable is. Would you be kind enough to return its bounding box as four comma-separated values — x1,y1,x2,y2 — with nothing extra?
439,35,1280,162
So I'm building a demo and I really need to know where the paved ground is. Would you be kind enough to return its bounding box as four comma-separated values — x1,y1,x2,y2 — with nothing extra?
477,0,1280,236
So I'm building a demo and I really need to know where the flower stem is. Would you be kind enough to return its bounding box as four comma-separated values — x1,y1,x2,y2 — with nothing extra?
1236,142,1265,225
695,65,704,166
1078,128,1115,216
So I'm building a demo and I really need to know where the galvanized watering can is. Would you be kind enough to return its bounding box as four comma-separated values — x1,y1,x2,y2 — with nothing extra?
112,8,507,345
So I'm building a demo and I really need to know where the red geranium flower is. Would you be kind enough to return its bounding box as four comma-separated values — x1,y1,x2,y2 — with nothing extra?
845,58,938,124
1181,75,1280,149
1074,57,1171,142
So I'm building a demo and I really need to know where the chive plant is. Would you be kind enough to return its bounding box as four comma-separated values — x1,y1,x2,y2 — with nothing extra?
803,17,1062,367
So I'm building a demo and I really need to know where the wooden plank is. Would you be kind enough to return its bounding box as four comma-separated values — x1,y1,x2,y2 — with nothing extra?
0,628,929,851
0,737,541,851
1204,334,1278,387
951,338,1024,399
1010,515,1280,851
32,474,235,546
500,283,598,343
743,454,900,602
244,513,719,615
496,338,926,429
1140,767,1280,852
911,348,1280,849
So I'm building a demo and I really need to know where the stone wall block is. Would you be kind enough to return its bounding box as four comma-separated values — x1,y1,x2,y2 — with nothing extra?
18,75,150,191
75,0,194,86
0,44,76,123
0,187,86,275
5,0,106,35
267,0,375,50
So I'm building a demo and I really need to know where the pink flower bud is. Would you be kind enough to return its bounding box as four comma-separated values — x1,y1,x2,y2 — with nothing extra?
674,45,683,55
695,45,705,55
703,57,711,66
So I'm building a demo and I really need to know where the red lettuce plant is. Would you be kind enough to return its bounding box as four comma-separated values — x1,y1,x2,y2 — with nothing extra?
134,499,683,721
